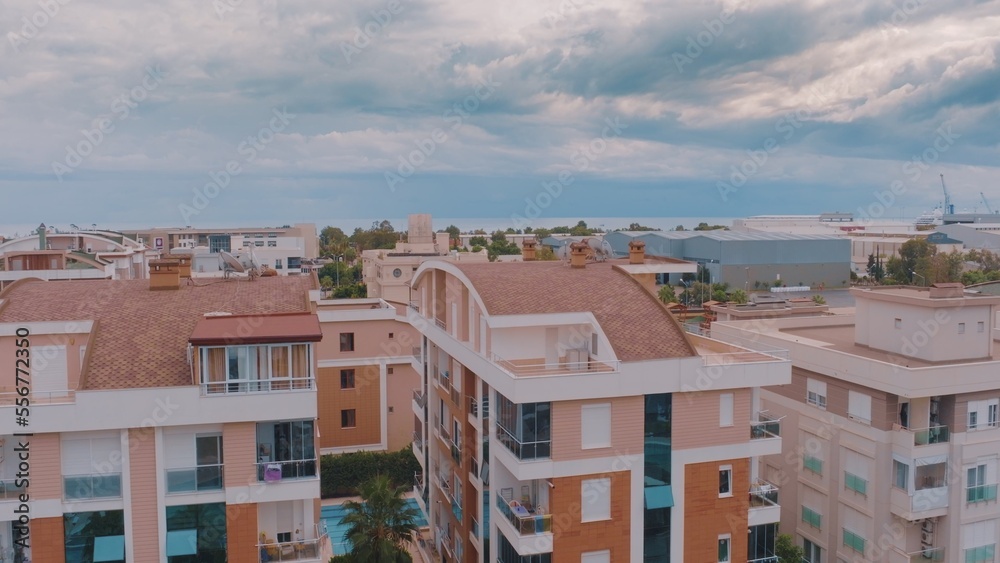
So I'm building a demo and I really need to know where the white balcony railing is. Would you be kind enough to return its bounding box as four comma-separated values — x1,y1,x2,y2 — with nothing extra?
491,354,620,377
257,459,318,483
0,390,76,406
201,377,314,395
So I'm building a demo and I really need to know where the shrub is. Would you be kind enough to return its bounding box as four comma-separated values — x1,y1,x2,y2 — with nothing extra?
321,447,421,498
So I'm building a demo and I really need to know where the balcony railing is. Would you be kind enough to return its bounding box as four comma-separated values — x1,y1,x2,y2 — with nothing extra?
414,472,424,492
471,516,480,540
496,423,550,461
450,386,461,407
491,354,620,377
257,535,326,561
413,388,426,408
408,301,420,313
64,473,123,500
967,484,999,504
471,457,481,482
0,479,27,500
257,459,318,483
913,425,949,446
435,318,447,331
201,377,314,395
749,481,779,508
496,492,552,536
412,346,423,362
902,547,945,561
747,557,778,563
166,464,224,494
413,430,425,451
0,390,76,406
750,412,781,440
451,441,462,466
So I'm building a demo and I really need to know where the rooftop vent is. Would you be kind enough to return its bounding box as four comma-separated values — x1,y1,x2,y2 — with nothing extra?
628,239,646,265
522,239,538,261
569,242,589,269
149,259,181,290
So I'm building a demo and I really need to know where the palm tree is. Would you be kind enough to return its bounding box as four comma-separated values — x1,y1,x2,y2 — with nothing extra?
340,475,419,562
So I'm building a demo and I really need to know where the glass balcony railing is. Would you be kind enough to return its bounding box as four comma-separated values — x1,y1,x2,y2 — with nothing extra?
967,484,998,504
913,426,949,446
165,465,224,494
257,535,325,561
413,430,424,451
64,473,122,500
904,547,944,561
0,478,27,500
749,481,779,508
413,388,426,408
496,492,552,536
750,413,781,440
257,459,317,483
496,424,550,461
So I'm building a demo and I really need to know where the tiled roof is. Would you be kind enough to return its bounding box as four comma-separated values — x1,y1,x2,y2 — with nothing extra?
0,276,316,390
452,260,696,361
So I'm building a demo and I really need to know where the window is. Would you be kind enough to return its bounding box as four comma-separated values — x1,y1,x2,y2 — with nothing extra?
581,403,612,449
967,464,998,503
340,369,355,389
719,466,732,496
255,241,264,247
718,535,731,562
719,393,734,427
267,241,277,247
959,322,966,334
807,379,827,409
979,321,986,333
844,472,867,495
891,460,908,489
847,391,871,424
388,332,394,339
581,550,610,563
894,318,902,329
581,478,611,522
341,409,356,428
340,333,355,352
963,520,996,563
804,455,823,475
802,506,822,529
275,259,283,269
387,367,394,375
968,399,1000,430
965,545,997,563
842,529,865,553
803,539,822,563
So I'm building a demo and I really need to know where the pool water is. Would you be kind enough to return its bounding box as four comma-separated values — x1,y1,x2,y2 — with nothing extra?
322,498,427,555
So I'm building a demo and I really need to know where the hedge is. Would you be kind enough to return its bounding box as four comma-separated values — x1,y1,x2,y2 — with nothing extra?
321,447,421,498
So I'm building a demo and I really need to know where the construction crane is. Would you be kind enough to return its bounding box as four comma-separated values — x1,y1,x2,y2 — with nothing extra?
940,174,954,214
981,192,994,214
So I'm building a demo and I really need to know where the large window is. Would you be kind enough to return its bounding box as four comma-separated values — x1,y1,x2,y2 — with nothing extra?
893,459,909,489
62,435,123,500
166,435,224,494
968,399,999,430
166,503,227,563
581,478,611,522
496,393,551,460
257,420,316,481
200,343,312,394
747,524,776,563
803,539,822,563
497,532,551,563
64,510,125,563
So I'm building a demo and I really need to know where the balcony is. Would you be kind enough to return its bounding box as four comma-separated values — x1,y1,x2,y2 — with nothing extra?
165,464,224,494
64,473,122,500
201,377,314,396
0,389,76,406
257,459,318,483
414,472,424,494
496,491,552,536
750,412,781,440
413,430,425,452
748,480,780,526
257,535,327,561
450,440,463,466
413,388,426,409
894,547,945,561
912,426,949,446
0,479,26,500
890,485,949,521
684,325,789,366
491,353,620,377
496,424,550,461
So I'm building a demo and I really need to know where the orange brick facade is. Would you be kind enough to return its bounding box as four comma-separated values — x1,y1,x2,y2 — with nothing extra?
227,503,259,562
318,364,382,448
29,516,66,563
550,470,631,562
684,458,750,563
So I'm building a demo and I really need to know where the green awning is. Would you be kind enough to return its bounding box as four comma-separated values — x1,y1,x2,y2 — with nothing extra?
166,529,198,556
645,485,674,509
93,535,125,562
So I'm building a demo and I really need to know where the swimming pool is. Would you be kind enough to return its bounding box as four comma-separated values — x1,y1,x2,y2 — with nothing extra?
321,498,428,555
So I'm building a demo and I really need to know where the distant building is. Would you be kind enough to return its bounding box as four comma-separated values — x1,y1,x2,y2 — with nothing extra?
606,230,851,289
711,283,1000,563
362,214,487,308
936,224,1000,252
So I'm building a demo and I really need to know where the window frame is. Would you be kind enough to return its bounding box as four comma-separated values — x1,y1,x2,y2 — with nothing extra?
340,332,355,352
341,409,357,429
340,369,356,390
719,466,733,497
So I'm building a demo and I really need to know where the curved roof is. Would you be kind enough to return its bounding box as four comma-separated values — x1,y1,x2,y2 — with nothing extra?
450,260,696,361
0,276,316,390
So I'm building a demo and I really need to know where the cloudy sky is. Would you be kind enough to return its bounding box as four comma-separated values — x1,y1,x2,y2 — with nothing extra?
1,0,998,231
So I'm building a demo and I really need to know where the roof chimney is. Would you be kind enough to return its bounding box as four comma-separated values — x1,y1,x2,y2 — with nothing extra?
569,242,588,269
628,239,646,265
522,239,538,261
149,259,181,290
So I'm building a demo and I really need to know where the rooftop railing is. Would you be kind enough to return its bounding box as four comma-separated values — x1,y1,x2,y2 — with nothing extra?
0,390,76,406
490,354,621,377
201,377,314,395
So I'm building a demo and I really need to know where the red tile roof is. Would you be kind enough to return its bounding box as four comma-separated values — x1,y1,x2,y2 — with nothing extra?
189,312,322,346
0,276,316,390
452,260,696,361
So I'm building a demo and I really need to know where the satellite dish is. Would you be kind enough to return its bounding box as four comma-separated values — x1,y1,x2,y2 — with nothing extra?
220,251,246,273
248,247,261,270
586,237,615,262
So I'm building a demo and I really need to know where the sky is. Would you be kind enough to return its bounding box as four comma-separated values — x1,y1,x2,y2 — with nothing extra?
1,0,998,232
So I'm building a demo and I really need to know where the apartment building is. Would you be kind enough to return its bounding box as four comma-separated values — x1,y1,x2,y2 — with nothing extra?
0,264,328,562
406,240,792,562
709,283,1000,563
310,294,421,454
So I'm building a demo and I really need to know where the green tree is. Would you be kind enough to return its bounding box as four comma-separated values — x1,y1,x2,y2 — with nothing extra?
490,230,508,244
893,238,936,284
320,226,350,256
657,285,677,304
469,236,488,247
674,224,687,231
693,222,728,231
444,225,461,247
536,246,558,261
730,289,748,304
341,475,419,563
533,228,552,239
569,220,592,236
626,222,661,231
775,534,804,563
812,294,826,305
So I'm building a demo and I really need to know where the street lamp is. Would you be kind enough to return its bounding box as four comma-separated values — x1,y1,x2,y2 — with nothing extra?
745,267,750,292
910,270,925,287
336,255,344,287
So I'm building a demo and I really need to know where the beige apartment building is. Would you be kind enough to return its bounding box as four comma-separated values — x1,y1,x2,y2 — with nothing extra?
710,283,1000,563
